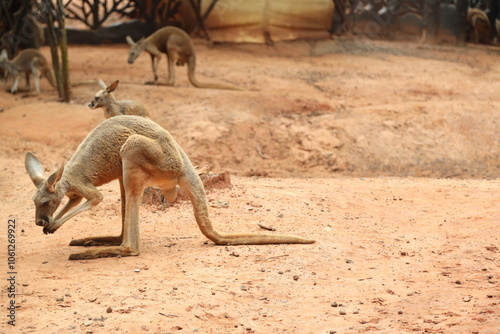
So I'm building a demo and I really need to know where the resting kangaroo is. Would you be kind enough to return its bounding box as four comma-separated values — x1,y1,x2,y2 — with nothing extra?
126,26,241,90
25,116,314,260
0,48,55,94
88,79,151,119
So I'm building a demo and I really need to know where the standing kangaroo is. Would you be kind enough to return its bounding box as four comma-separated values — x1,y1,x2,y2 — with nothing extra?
0,48,55,94
126,26,241,90
88,79,151,119
25,116,314,260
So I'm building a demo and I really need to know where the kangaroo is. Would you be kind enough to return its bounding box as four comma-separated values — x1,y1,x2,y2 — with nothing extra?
88,79,151,119
126,26,241,90
25,116,314,260
0,48,55,94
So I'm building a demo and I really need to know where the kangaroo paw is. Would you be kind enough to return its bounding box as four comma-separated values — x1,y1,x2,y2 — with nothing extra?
68,246,139,260
69,236,122,246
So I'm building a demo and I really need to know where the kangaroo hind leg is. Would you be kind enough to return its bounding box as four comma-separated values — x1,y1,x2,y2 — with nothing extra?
68,139,160,261
69,179,126,247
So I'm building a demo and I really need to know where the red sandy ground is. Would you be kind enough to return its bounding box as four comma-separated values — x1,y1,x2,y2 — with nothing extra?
0,37,499,333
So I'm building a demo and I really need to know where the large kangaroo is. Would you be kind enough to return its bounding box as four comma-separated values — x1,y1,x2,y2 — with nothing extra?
126,26,241,90
0,48,55,94
25,116,314,260
88,79,151,119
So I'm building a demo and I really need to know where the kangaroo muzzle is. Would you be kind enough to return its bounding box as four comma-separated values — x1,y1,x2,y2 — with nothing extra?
37,216,50,227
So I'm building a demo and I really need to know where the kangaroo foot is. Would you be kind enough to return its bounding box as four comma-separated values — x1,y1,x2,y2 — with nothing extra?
69,236,123,246
68,245,139,260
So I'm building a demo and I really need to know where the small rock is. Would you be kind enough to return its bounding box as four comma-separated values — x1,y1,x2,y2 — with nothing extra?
339,309,347,315
487,294,493,298
84,320,93,326
240,285,248,291
353,309,359,314
210,200,229,208
331,302,338,307
278,271,284,275
463,295,472,302
134,269,140,273
455,280,462,285
106,307,113,313
398,310,403,315
293,275,299,281
346,259,354,264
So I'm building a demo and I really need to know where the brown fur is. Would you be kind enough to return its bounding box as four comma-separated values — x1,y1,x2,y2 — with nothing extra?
467,8,493,44
0,48,55,94
25,116,314,260
88,79,151,119
126,26,241,90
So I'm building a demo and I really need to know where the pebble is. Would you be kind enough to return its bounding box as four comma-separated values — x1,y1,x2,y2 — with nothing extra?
84,320,93,326
106,307,113,313
339,310,347,315
293,275,299,281
240,285,248,291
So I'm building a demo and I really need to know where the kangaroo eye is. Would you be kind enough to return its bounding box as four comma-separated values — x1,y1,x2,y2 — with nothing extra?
42,201,50,207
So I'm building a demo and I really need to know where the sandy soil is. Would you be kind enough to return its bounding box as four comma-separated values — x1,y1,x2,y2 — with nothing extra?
0,37,499,333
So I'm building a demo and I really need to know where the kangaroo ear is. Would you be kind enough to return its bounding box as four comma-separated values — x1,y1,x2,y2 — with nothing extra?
98,79,107,90
25,152,45,188
46,163,64,193
107,80,119,93
125,35,135,46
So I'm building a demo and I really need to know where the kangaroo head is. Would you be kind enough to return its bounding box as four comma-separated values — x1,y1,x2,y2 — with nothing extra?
25,152,65,227
126,35,145,64
88,79,119,109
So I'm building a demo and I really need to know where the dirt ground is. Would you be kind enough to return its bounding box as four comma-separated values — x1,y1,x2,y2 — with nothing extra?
0,36,499,334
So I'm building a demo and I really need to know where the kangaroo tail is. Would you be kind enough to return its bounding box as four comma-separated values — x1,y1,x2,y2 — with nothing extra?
187,56,242,91
177,146,314,245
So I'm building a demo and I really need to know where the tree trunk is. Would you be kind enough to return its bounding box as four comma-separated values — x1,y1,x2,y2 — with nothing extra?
45,11,63,98
421,0,440,43
57,0,70,102
455,0,467,44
